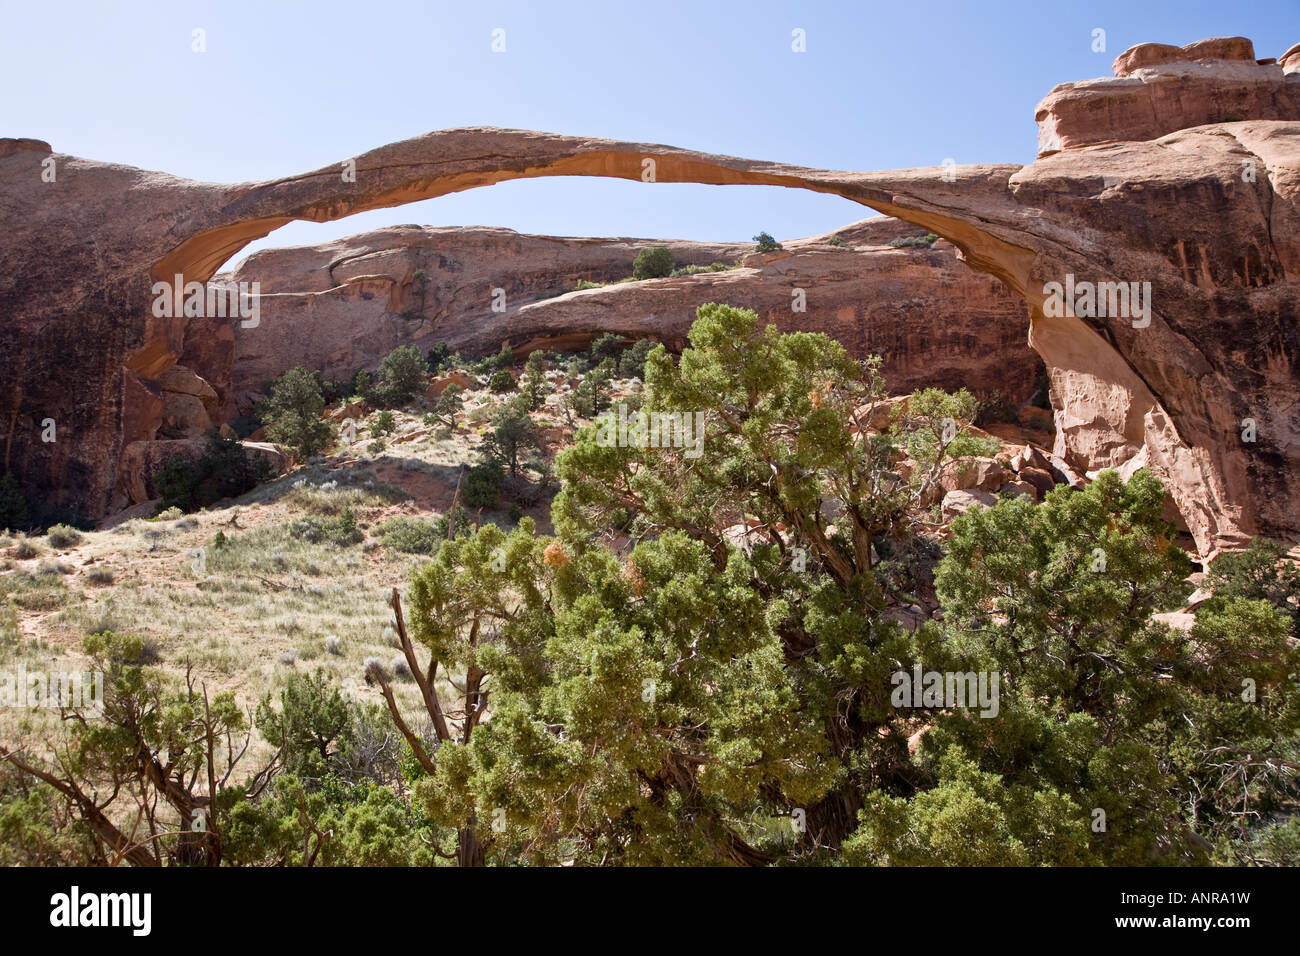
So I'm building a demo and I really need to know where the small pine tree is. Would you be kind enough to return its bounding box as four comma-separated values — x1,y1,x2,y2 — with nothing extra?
373,345,426,408
753,231,783,253
523,350,548,410
262,366,334,459
632,246,675,279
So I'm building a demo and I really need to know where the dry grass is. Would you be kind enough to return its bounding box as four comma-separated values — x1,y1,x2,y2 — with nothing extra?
0,391,569,753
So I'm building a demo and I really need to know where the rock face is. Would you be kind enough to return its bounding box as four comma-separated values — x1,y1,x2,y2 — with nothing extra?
1038,37,1300,156
1,35,1297,556
114,439,290,508
202,217,1034,422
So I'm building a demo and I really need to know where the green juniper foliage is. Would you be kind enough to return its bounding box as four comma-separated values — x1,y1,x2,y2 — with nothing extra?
4,303,1295,868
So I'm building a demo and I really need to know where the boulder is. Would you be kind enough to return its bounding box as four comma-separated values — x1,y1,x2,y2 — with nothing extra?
942,489,998,520
1018,466,1058,497
941,456,1008,493
427,371,473,398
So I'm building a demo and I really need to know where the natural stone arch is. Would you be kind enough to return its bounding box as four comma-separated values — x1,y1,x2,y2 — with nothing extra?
3,121,1294,556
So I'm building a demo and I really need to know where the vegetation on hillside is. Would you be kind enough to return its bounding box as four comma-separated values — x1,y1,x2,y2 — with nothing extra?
2,304,1296,868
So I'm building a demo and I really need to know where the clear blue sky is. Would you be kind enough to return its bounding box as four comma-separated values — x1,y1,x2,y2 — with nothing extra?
4,0,1297,268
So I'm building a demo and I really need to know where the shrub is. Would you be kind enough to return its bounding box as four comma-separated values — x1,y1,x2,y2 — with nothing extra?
45,524,82,549
85,566,115,586
669,261,736,277
261,366,334,459
363,657,390,685
488,370,515,393
426,342,452,374
290,507,363,547
826,236,847,247
522,351,548,410
378,516,442,555
888,233,940,248
618,339,656,379
753,231,783,253
462,461,504,509
370,410,396,437
156,434,273,514
325,635,343,655
372,345,426,407
432,504,472,540
11,538,40,560
632,246,674,279
482,396,542,477
155,455,197,513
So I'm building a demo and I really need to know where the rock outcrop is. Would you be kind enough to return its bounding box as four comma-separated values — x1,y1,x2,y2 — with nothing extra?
2,36,1297,557
203,217,1034,421
1038,37,1300,155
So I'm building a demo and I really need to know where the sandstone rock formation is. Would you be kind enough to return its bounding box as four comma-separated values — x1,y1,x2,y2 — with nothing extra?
204,217,1034,422
2,35,1297,557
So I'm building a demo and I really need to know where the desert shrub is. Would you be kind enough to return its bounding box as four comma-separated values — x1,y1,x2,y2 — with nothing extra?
1204,537,1300,638
426,342,451,375
325,635,343,655
432,504,472,541
482,396,542,477
12,538,40,560
753,231,783,252
371,345,426,408
522,351,548,410
826,236,847,247
155,455,197,513
0,571,70,611
671,261,725,277
378,516,442,555
36,559,72,576
85,566,115,586
290,508,363,547
369,411,396,437
888,233,940,248
618,339,656,380
589,333,626,363
632,246,674,279
156,434,273,514
261,366,334,459
281,480,406,516
488,370,515,393
571,279,604,291
462,461,504,509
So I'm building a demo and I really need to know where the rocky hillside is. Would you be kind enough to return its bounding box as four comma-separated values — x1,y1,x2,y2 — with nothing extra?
2,35,1297,557
199,217,1034,424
